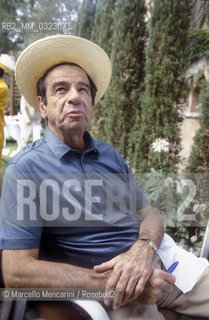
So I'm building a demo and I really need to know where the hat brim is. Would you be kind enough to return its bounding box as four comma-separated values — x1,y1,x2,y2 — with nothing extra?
15,35,112,110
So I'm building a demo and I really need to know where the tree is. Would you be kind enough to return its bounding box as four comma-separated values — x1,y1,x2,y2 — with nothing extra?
89,0,116,140
20,0,80,45
187,28,209,64
133,0,193,173
90,0,116,54
74,0,97,39
186,80,209,173
0,0,81,52
103,0,147,160
0,0,29,53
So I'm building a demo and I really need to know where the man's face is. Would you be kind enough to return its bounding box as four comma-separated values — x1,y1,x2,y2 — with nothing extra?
38,64,94,141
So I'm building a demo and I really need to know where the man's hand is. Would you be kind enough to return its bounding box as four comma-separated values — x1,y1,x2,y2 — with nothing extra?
135,268,176,305
94,204,164,310
94,240,154,310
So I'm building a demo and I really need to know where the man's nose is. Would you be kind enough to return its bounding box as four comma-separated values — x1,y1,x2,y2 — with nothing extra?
67,87,81,104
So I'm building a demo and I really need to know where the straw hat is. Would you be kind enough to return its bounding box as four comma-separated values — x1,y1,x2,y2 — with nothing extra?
15,35,112,110
0,54,16,72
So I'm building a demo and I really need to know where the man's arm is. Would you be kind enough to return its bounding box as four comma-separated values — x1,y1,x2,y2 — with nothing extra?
2,248,175,308
2,248,110,289
94,204,164,310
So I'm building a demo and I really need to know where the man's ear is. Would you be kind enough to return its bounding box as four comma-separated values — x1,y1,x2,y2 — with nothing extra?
37,96,47,119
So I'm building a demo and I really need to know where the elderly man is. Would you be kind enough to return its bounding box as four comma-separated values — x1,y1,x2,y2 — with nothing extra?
0,35,209,320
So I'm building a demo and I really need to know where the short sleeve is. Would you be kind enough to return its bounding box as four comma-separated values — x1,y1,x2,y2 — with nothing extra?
0,163,42,250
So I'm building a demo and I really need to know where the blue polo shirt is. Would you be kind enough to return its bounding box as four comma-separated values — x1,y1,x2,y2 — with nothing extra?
0,127,148,268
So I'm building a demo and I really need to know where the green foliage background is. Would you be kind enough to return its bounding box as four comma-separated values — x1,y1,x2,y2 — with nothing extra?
74,0,209,257
132,0,193,173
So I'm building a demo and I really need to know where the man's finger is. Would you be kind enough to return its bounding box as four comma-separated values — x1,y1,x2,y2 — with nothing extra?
133,269,151,297
103,269,122,307
94,258,115,272
112,273,130,310
121,271,142,305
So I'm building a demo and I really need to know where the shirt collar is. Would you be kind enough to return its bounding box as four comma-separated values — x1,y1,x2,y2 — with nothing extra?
44,126,99,159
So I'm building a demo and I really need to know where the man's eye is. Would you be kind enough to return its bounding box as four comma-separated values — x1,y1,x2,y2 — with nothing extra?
79,87,88,93
56,87,66,93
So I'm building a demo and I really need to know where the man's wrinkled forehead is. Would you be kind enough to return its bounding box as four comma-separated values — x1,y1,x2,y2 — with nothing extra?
40,62,88,84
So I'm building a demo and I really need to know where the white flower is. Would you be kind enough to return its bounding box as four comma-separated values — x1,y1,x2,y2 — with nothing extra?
151,138,169,153
190,235,197,243
193,203,208,214
193,204,199,213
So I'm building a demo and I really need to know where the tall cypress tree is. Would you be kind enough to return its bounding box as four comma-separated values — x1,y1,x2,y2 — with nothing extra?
90,0,116,54
74,0,98,39
89,0,116,140
186,80,209,173
133,0,193,173
104,0,147,160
